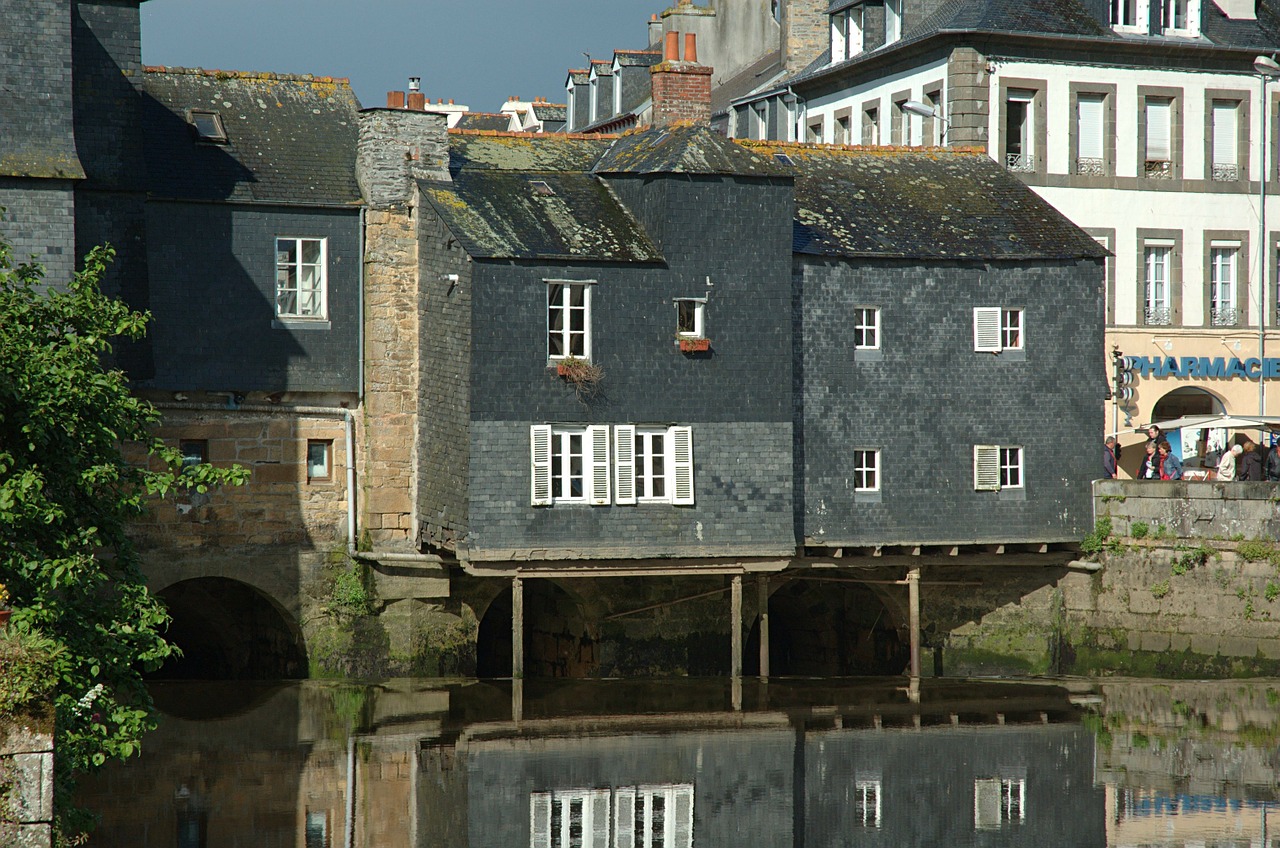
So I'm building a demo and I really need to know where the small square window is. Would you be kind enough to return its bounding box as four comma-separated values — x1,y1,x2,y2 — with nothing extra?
675,298,706,339
854,450,880,492
305,810,328,848
974,307,1024,353
276,237,327,320
974,444,1023,491
307,440,332,481
188,110,227,143
854,307,879,350
180,440,208,469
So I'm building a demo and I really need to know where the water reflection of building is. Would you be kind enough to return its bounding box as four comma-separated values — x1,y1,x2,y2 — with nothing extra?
80,679,1103,847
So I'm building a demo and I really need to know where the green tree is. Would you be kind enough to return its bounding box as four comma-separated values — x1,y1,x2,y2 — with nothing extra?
0,238,247,837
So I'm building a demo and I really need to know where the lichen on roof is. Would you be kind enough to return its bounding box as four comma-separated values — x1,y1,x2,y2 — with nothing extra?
448,133,614,174
420,171,662,263
594,124,790,176
741,141,1107,261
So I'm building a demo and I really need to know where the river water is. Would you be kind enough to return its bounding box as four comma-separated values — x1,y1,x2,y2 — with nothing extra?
77,676,1280,847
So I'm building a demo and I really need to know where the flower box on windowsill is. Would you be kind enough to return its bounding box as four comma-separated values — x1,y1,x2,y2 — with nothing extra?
679,338,710,353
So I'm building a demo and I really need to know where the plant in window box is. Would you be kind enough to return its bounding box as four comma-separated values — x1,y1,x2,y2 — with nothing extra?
678,336,710,353
552,356,603,398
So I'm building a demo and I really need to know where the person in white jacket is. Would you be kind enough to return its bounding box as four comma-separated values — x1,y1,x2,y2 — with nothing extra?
1217,443,1243,481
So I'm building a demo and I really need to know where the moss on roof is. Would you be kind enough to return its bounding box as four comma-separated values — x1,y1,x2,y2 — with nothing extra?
594,124,789,176
420,171,661,262
742,142,1108,261
141,67,361,205
448,133,614,174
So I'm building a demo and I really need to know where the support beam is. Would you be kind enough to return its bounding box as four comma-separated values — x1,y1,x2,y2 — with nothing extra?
907,567,921,679
512,576,524,680
757,574,770,680
730,575,743,680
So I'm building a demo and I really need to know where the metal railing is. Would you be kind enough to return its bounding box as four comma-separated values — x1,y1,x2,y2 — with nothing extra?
1210,306,1238,326
1145,159,1173,179
1075,157,1104,176
1005,152,1034,173
1212,163,1240,182
1144,307,1172,325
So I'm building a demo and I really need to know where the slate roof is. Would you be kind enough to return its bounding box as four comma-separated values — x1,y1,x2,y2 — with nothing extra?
594,124,789,177
424,132,660,262
614,49,662,68
140,67,361,206
741,142,1108,261
710,49,784,118
532,102,568,122
455,112,516,131
798,0,1280,87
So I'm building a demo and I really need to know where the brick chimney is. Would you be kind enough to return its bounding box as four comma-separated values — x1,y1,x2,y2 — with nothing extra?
649,31,712,127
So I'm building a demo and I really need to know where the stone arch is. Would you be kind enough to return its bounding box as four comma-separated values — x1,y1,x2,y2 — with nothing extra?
475,579,597,679
748,577,908,676
153,577,307,679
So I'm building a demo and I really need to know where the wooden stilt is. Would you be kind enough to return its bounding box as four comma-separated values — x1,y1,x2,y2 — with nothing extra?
757,574,770,680
512,576,524,680
731,575,743,680
907,567,921,679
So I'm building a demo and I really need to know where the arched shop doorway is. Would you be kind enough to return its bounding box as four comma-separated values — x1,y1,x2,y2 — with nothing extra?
1150,386,1225,420
475,580,597,678
1150,387,1230,471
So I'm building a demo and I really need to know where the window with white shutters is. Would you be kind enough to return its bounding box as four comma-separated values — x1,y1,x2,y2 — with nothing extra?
974,307,1021,353
855,780,882,828
531,793,552,848
613,424,637,505
1212,100,1239,181
974,445,1001,491
628,785,694,848
671,426,695,506
588,425,611,505
614,789,636,848
535,425,693,507
974,778,1026,829
1145,98,1173,178
1144,244,1172,325
1076,95,1104,174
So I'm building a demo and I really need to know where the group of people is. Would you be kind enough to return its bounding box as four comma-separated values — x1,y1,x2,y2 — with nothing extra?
1104,426,1280,481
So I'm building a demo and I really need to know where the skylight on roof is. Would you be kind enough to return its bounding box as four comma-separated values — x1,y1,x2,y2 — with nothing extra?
189,110,227,143
773,153,795,166
531,180,556,197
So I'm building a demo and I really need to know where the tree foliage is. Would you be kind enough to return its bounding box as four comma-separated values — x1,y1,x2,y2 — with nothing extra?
0,238,247,834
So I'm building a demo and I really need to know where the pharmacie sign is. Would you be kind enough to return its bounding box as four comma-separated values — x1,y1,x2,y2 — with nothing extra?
1128,355,1280,380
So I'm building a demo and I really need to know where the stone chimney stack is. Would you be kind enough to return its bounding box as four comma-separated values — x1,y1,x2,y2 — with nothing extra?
357,105,449,209
649,31,712,127
781,0,830,73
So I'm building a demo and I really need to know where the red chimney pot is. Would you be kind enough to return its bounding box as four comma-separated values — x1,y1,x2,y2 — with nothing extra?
684,33,698,64
664,30,680,62
387,91,406,109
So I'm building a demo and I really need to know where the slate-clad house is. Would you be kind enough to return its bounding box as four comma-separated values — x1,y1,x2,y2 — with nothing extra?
136,68,363,394
411,125,797,564
764,143,1108,548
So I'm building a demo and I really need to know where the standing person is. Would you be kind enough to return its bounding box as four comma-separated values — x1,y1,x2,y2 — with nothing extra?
1145,425,1162,448
1103,436,1118,478
1266,439,1280,482
1158,441,1182,480
1138,442,1161,480
1239,439,1263,481
1217,444,1243,481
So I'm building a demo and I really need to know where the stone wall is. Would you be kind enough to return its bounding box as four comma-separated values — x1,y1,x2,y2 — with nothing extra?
1095,478,1280,540
947,46,990,150
0,704,53,848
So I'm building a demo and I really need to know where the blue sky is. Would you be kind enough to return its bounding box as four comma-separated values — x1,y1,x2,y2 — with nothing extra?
142,0,658,112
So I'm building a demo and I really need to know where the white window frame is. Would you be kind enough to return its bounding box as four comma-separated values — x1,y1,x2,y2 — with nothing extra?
675,298,706,339
306,439,332,482
1111,0,1148,31
530,789,612,848
615,785,694,848
275,237,328,320
974,445,1023,491
1145,97,1173,177
853,450,880,492
974,778,1026,829
973,307,1022,353
531,424,611,506
614,425,693,506
1077,94,1105,173
884,0,902,44
547,280,593,361
1162,0,1199,35
855,779,882,828
1144,243,1172,325
1005,90,1035,172
1210,243,1238,325
854,307,880,350
1211,100,1239,181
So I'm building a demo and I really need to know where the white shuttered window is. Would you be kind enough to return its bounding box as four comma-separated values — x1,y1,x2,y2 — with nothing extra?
1077,95,1104,161
534,425,694,506
1146,98,1172,161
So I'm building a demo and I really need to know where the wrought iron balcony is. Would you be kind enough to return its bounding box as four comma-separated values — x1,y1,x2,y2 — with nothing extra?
1144,159,1173,179
1075,157,1104,176
1005,152,1034,173
1211,163,1240,182
1210,306,1238,326
1144,307,1172,325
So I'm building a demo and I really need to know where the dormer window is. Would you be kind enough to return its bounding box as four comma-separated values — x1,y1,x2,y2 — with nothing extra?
1111,0,1149,32
1162,0,1200,35
885,0,902,45
188,110,226,143
830,6,864,63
